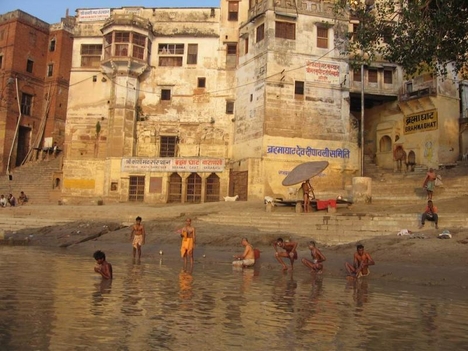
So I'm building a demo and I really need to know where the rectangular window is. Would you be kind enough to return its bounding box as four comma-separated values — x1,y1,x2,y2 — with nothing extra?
368,69,378,83
161,89,171,101
406,82,413,93
0,56,3,69
115,32,130,57
158,44,184,55
159,44,184,66
384,70,393,84
256,23,265,42
49,39,56,52
159,57,183,67
317,27,329,48
353,68,361,82
160,136,177,157
227,43,237,55
275,22,295,40
21,93,33,116
295,81,304,95
187,44,198,65
132,33,146,60
228,1,239,21
81,44,102,67
197,77,206,88
47,64,53,77
244,37,249,54
26,59,34,73
226,101,234,114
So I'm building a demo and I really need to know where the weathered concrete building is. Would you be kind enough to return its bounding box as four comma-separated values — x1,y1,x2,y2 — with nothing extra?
0,10,73,175
60,0,461,204
62,3,246,203
62,1,360,204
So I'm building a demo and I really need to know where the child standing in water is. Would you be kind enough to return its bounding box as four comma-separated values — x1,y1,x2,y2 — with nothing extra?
93,250,113,279
130,216,146,259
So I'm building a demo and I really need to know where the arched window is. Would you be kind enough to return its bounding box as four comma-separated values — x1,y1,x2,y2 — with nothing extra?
186,173,202,203
379,135,392,152
205,173,220,202
168,173,182,203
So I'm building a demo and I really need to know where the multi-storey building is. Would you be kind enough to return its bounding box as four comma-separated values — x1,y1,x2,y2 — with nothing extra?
0,10,73,174
59,0,460,204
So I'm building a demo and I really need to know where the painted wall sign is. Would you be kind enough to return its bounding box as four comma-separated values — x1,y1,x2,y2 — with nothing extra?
404,109,438,134
78,9,111,22
306,61,341,85
121,158,225,173
267,145,350,158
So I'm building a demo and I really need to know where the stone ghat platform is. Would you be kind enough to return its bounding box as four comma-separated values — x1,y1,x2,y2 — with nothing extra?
0,198,466,246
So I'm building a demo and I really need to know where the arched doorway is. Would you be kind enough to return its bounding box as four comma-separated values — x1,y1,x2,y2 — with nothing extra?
168,173,182,203
205,173,220,202
186,173,202,203
379,135,392,152
407,150,416,171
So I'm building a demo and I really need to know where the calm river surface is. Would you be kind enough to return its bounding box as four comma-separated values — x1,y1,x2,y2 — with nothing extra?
1,246,467,351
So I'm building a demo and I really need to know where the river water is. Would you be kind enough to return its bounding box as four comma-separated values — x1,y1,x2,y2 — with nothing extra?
1,246,467,351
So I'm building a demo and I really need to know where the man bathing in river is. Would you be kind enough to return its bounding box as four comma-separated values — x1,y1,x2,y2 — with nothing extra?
93,250,113,279
301,240,326,274
130,216,146,259
273,237,298,270
345,244,375,278
233,237,256,268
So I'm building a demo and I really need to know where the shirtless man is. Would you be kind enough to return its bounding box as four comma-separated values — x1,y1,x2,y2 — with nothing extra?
301,240,326,274
301,180,314,213
130,216,146,259
93,250,113,279
233,238,256,268
273,237,298,270
423,168,437,200
345,244,375,278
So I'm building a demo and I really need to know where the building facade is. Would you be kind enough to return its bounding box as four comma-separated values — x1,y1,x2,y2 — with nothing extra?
60,0,461,204
0,10,73,174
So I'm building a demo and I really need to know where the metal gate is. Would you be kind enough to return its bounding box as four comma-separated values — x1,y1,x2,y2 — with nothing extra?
129,176,145,202
168,173,182,203
205,173,220,202
229,170,248,201
186,173,202,203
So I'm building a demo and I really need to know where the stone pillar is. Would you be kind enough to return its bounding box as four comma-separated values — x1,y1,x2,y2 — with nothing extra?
352,177,372,204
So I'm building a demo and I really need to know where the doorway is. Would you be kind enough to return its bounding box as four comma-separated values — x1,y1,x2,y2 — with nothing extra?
229,170,248,201
16,126,31,166
168,173,182,203
186,173,202,203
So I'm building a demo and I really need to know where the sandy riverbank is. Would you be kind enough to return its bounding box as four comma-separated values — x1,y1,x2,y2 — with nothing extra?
3,199,468,290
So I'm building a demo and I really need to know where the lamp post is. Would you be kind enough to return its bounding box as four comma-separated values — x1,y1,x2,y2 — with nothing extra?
360,63,364,176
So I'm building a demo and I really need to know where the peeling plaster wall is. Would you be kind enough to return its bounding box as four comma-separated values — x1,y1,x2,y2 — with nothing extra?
233,7,357,199
63,6,237,203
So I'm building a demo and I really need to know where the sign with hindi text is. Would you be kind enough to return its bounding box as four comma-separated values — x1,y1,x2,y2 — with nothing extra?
404,109,438,134
121,158,225,173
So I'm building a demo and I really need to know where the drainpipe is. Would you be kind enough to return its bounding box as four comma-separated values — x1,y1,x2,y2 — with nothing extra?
6,77,22,175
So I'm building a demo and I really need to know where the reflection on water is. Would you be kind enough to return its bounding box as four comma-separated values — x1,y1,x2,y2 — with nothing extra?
1,247,468,350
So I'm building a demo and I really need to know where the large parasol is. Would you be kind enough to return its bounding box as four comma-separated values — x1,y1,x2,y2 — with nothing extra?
281,161,329,186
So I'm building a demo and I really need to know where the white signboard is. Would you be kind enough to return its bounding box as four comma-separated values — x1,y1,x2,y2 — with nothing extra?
78,9,111,22
306,60,341,85
121,158,225,173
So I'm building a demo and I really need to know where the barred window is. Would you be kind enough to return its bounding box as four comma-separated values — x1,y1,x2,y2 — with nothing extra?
160,136,177,157
384,70,393,84
187,44,198,65
228,1,239,21
368,69,378,83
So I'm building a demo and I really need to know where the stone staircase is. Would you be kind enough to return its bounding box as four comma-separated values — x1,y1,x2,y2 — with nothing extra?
0,155,62,204
362,159,468,203
196,202,468,245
